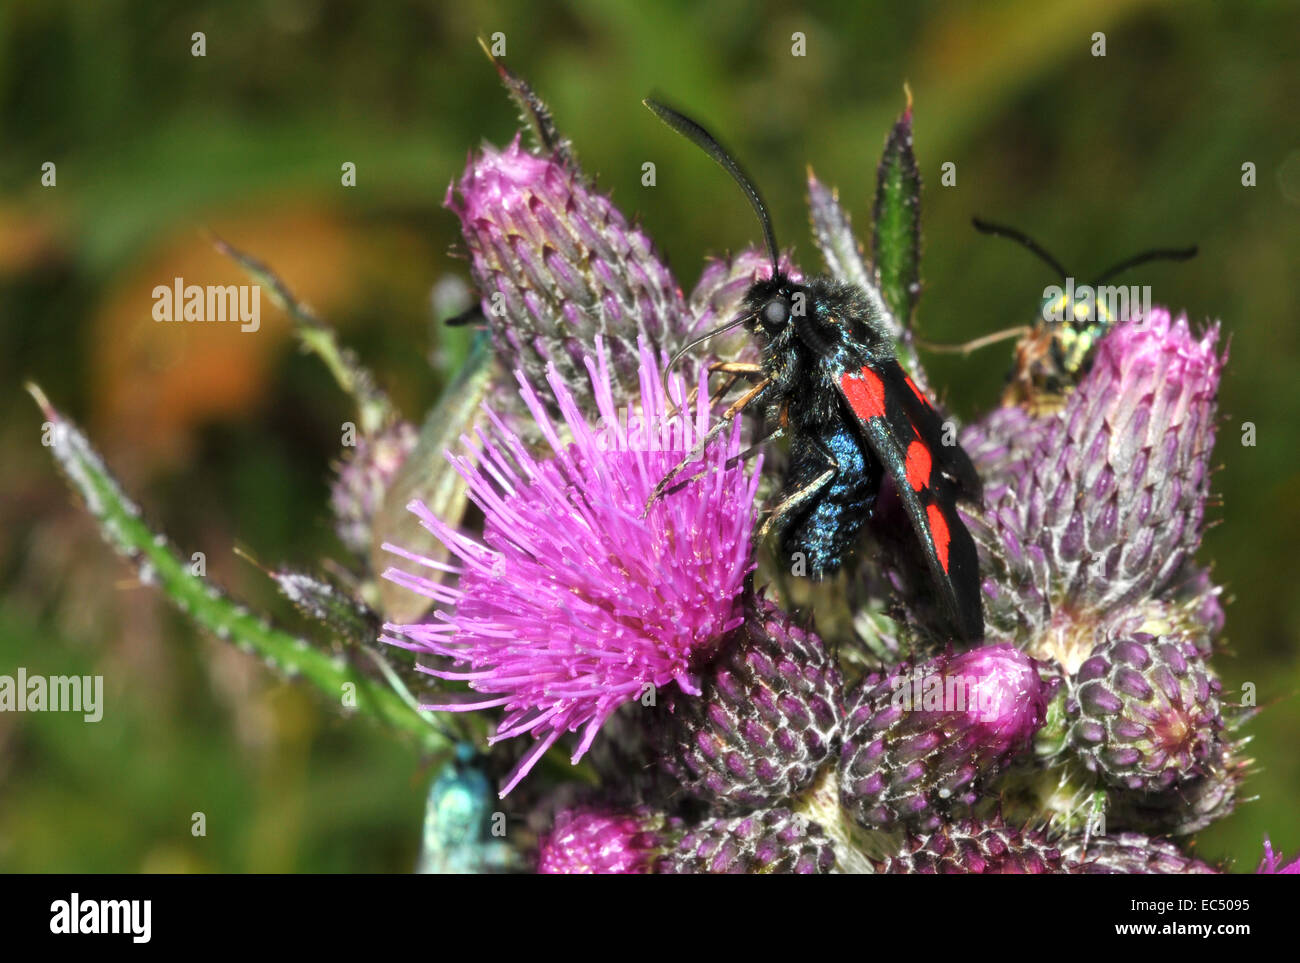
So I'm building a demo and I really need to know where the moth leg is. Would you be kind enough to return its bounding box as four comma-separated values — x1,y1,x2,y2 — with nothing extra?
656,426,784,498
757,437,839,539
645,378,772,512
684,372,739,413
700,362,765,409
680,361,766,413
708,361,764,376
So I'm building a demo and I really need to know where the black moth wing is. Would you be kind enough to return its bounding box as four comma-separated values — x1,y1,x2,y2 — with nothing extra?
880,360,982,500
836,358,985,641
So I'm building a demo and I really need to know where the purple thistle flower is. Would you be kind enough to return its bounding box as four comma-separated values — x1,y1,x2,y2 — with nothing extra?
1257,837,1300,874
537,806,673,874
875,814,1064,874
382,339,761,794
653,591,842,811
962,307,1224,663
536,804,836,874
1032,307,1221,608
330,420,418,556
686,248,801,365
1067,634,1224,792
662,808,837,874
840,643,1051,830
1062,832,1219,874
446,135,689,404
1108,738,1252,836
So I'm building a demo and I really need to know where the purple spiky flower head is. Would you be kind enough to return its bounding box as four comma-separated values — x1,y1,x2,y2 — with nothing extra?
1046,308,1224,611
383,339,761,794
662,808,837,874
537,804,836,874
1257,837,1300,874
1067,633,1224,792
654,591,842,811
840,643,1051,830
537,807,673,874
330,420,418,556
875,814,1064,874
963,307,1224,659
1062,832,1219,874
446,134,690,404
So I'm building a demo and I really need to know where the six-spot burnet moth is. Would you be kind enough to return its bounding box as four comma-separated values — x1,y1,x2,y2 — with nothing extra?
643,99,986,642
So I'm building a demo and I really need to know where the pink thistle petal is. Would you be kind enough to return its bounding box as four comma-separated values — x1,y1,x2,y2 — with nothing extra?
385,338,759,793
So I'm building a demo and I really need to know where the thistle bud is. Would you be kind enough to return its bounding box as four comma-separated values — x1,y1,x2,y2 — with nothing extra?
840,644,1050,830
876,815,1063,873
654,593,841,810
536,806,675,874
662,808,837,874
446,136,688,407
1062,832,1219,873
1067,634,1223,792
330,420,417,556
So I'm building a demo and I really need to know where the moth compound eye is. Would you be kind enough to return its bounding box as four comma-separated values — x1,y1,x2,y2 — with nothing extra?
761,298,790,329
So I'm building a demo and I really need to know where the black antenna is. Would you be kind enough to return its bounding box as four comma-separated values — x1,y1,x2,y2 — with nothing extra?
1095,245,1198,283
972,217,1070,279
974,216,1199,286
666,312,754,373
644,98,780,277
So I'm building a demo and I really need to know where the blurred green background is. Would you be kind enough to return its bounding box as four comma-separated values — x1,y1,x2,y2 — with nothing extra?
1,0,1296,871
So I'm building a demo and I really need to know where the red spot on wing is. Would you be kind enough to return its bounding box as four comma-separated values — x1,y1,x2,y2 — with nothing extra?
926,503,951,573
905,440,932,491
904,373,933,409
839,366,886,420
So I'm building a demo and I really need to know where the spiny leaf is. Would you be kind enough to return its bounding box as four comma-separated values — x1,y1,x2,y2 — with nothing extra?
211,235,395,436
28,383,446,754
810,164,926,390
873,92,923,333
267,565,379,645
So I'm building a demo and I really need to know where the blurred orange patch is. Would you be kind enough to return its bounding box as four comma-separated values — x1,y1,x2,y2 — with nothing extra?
90,208,358,469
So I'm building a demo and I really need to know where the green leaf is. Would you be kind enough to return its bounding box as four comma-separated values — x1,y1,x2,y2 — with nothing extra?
28,383,446,754
267,565,379,644
872,95,923,332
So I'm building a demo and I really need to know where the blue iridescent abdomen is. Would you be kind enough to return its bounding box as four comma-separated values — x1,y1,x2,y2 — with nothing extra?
777,419,880,577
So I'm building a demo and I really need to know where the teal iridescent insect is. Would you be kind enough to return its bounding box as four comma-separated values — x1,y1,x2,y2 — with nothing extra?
416,744,519,874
